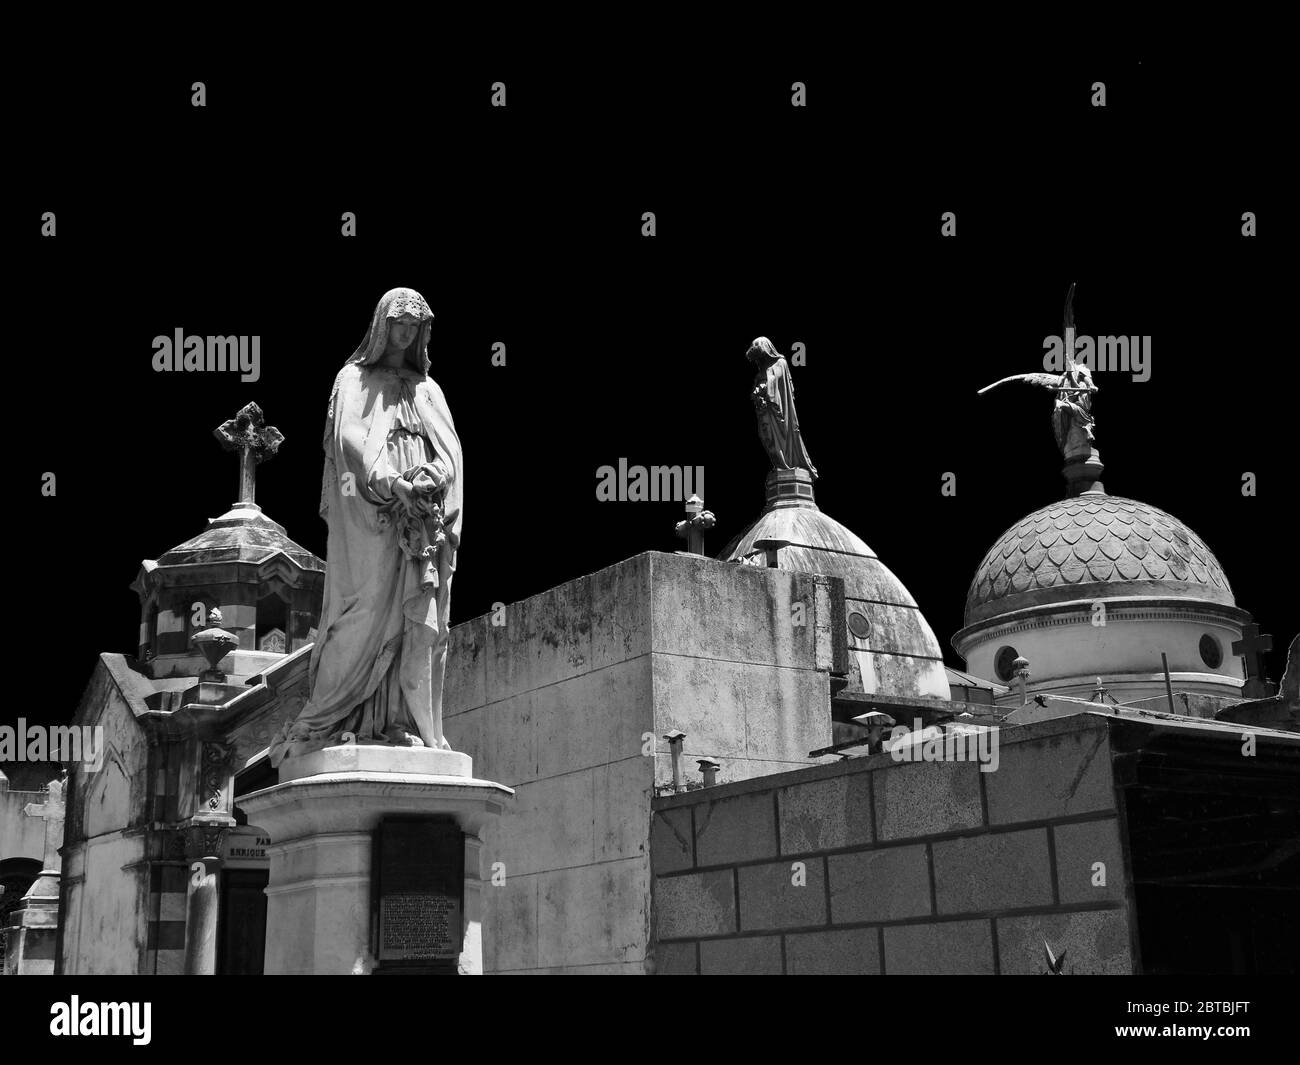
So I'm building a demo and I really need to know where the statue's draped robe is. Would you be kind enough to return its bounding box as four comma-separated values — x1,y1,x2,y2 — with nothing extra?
754,355,817,477
269,289,462,765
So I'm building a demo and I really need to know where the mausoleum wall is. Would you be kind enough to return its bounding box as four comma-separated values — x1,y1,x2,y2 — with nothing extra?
442,550,838,973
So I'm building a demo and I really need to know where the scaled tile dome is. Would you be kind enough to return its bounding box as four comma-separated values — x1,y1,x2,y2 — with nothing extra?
964,495,1234,626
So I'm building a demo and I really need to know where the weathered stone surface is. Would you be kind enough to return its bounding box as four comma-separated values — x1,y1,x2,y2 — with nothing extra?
652,654,831,789
694,791,778,867
537,859,647,969
654,939,698,975
828,844,932,923
738,857,827,931
985,729,1113,825
486,575,594,705
699,935,783,974
651,807,694,874
445,615,487,716
779,769,874,854
590,553,652,670
534,661,652,779
874,760,984,840
484,869,538,972
883,919,995,974
594,756,655,863
932,829,1053,914
655,870,736,939
1053,818,1125,904
785,928,882,975
997,907,1133,974
491,771,596,877
649,553,823,670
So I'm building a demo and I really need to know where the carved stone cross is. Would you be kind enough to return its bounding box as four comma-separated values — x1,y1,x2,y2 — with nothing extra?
213,402,284,506
23,776,66,877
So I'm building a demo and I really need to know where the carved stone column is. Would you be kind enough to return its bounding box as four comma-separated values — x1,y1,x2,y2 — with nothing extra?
182,820,230,976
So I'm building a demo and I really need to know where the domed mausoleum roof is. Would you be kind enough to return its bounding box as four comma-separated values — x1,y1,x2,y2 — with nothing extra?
720,336,948,698
965,494,1234,627
720,469,949,699
723,504,923,609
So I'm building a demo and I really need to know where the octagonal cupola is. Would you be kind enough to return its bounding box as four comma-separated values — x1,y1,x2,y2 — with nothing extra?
129,403,324,682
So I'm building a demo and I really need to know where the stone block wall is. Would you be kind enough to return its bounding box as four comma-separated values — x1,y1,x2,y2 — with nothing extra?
651,716,1134,974
441,551,840,973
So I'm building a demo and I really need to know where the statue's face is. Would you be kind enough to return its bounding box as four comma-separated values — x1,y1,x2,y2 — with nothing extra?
387,314,421,352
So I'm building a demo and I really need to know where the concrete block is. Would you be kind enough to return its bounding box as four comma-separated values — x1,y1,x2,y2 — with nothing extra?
742,667,834,773
738,857,827,931
874,760,984,841
594,756,655,863
537,858,648,969
649,553,822,670
590,553,652,670
699,935,783,974
883,919,995,974
997,907,1133,974
654,940,698,975
486,575,593,704
694,791,777,867
483,870,538,973
652,653,749,768
651,806,694,874
985,729,1114,825
441,705,483,768
444,614,487,716
785,928,882,975
779,770,874,854
534,659,651,779
475,692,537,786
1053,818,1125,904
932,829,1053,914
655,870,736,939
828,845,932,923
497,772,595,877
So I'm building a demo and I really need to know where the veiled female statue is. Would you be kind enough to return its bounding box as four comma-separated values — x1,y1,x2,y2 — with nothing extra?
746,336,817,478
269,288,463,766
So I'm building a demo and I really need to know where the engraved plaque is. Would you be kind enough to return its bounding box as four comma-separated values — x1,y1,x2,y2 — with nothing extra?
374,818,463,968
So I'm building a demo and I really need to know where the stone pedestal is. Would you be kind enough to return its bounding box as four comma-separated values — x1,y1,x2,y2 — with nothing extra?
4,778,66,975
237,745,511,975
2,884,60,976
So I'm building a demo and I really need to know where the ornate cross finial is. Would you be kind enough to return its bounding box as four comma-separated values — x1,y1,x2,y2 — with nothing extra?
214,402,283,506
675,494,716,555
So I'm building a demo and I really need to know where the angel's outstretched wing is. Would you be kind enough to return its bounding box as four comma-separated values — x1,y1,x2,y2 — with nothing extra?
977,372,1062,395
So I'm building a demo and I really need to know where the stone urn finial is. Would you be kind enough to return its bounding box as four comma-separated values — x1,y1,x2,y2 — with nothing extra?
191,607,239,681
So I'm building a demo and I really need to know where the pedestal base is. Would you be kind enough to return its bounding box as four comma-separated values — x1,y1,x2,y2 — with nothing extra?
237,744,512,975
2,886,59,976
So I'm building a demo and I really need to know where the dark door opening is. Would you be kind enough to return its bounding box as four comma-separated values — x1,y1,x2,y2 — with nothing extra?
217,869,269,975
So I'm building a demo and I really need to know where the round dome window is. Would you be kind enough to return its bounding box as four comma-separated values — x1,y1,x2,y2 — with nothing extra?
847,611,871,640
1199,634,1223,669
995,646,1020,682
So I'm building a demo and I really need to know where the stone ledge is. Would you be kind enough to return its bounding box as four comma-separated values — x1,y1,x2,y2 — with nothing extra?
277,742,473,782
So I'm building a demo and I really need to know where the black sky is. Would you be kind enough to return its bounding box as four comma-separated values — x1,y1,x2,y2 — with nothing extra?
16,53,1292,729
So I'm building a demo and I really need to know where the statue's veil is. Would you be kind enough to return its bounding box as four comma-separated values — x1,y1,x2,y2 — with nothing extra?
319,288,439,519
346,287,434,374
